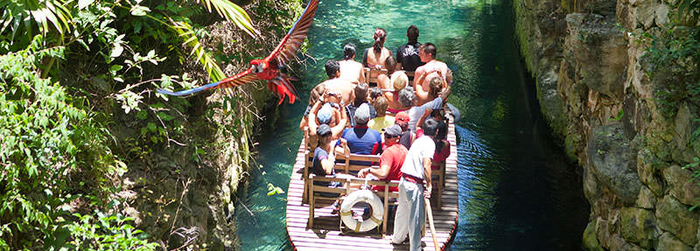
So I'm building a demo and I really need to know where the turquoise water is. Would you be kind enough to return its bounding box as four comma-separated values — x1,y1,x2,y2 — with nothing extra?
233,0,590,250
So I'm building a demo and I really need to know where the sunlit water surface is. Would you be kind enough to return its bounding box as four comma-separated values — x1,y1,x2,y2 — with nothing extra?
233,0,589,250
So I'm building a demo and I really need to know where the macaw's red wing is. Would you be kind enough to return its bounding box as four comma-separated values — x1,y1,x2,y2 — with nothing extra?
268,74,298,104
216,68,261,89
156,68,260,96
266,0,319,67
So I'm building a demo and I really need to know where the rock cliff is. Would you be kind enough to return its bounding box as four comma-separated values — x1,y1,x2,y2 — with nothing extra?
514,0,700,249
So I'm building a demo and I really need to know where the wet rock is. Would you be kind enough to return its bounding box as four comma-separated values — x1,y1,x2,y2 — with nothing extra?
584,221,605,251
656,3,671,28
663,165,700,206
621,207,658,248
634,0,658,29
658,232,693,251
656,195,700,245
595,217,613,248
564,14,627,100
627,35,654,100
584,163,602,202
636,186,657,209
676,103,693,149
609,233,642,251
613,236,645,251
637,148,664,196
537,68,567,139
588,123,642,203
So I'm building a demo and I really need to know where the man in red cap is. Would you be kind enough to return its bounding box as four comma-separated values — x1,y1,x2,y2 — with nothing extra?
394,111,413,149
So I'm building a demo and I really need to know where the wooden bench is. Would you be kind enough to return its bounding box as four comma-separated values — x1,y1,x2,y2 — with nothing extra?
363,67,388,87
431,162,446,209
303,145,380,204
405,71,415,85
307,175,399,234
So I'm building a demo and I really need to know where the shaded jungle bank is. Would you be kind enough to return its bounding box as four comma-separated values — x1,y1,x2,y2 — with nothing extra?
0,0,303,249
515,0,700,248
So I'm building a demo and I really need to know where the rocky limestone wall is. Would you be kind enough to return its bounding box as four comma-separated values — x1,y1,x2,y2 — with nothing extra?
514,0,700,249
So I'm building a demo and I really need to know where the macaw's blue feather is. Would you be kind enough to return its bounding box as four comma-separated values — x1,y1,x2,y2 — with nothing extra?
156,82,220,96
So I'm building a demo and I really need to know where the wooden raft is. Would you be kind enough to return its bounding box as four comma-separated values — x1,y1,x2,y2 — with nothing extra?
285,117,460,251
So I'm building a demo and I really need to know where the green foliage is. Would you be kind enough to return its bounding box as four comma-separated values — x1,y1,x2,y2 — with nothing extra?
0,0,72,51
266,183,285,196
645,26,700,119
63,212,158,250
683,157,700,211
678,0,700,24
692,118,700,150
0,37,154,249
0,0,301,248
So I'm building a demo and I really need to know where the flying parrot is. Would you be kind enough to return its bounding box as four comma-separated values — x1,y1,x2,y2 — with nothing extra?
157,0,320,104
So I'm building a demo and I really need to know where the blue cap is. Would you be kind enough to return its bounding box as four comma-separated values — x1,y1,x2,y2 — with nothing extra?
317,103,333,124
317,124,332,136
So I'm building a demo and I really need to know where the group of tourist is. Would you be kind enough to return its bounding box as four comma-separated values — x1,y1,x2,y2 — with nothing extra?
299,25,453,251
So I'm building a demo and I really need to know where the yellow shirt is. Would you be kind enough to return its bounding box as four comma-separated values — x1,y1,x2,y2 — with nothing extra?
368,116,395,133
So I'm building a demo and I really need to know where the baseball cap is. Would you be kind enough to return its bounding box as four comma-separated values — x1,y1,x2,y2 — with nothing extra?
395,111,409,124
385,125,402,137
317,124,331,136
354,103,370,125
317,103,333,124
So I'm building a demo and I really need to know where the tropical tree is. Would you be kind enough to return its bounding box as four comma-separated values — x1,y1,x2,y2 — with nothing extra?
0,0,262,248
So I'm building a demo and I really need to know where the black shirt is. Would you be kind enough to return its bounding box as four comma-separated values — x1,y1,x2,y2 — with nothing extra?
396,42,425,72
399,130,413,150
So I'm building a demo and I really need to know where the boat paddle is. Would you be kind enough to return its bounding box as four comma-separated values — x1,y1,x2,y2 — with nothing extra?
424,197,440,251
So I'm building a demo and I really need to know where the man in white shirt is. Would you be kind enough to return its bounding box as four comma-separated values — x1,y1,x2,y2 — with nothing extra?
392,118,440,251
407,84,451,131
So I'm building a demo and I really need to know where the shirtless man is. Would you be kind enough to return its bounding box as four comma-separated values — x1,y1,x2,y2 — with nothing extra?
338,43,365,84
413,43,453,105
320,59,355,104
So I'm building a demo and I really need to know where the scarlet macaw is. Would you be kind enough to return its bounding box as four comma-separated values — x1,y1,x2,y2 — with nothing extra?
157,0,320,104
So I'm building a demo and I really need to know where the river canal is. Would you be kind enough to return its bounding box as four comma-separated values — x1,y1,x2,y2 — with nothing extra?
233,0,590,250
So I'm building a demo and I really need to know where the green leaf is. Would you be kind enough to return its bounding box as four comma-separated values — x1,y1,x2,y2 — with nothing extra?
110,65,122,75
110,44,123,58
136,110,147,120
146,122,156,132
130,5,151,16
156,111,174,121
78,0,94,9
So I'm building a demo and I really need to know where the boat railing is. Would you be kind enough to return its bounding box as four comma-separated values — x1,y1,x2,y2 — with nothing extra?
307,174,400,234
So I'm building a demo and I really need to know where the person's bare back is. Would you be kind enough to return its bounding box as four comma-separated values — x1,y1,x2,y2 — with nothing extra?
416,61,450,91
321,79,356,104
339,60,364,84
414,43,452,105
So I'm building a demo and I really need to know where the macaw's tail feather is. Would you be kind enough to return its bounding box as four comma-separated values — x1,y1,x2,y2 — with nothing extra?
269,74,298,105
156,82,220,96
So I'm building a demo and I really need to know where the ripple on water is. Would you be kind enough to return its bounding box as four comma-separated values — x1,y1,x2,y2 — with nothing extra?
235,0,588,250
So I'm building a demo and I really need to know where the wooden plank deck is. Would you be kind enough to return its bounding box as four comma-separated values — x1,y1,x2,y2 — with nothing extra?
286,117,459,251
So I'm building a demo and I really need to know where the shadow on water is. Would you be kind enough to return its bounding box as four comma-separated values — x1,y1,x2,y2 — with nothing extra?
233,0,589,250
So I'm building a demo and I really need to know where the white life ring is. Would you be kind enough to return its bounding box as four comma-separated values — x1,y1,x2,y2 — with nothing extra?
339,190,384,232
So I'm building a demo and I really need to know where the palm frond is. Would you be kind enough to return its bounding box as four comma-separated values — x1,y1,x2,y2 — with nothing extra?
0,0,72,43
172,21,226,82
194,0,260,37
